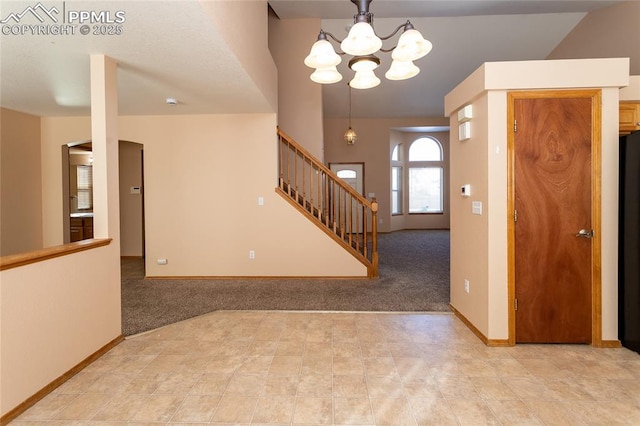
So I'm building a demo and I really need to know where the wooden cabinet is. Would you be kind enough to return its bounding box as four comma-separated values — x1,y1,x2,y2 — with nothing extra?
70,218,83,242
70,216,93,242
83,217,93,239
620,102,640,135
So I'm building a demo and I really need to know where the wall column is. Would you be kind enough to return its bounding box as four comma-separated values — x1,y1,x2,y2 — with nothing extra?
90,54,120,245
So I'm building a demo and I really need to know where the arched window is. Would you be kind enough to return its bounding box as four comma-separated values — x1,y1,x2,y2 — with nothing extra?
409,137,442,161
391,144,400,161
336,169,357,179
408,137,444,213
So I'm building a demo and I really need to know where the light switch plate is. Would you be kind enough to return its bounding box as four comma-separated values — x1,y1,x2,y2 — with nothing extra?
472,201,483,215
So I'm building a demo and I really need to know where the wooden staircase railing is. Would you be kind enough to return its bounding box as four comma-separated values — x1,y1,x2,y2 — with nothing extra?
276,128,378,278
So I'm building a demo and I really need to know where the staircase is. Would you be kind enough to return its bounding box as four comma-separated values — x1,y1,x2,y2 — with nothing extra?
276,128,379,278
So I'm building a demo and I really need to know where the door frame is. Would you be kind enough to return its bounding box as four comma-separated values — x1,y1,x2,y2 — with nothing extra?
329,162,366,233
62,140,93,244
506,89,603,346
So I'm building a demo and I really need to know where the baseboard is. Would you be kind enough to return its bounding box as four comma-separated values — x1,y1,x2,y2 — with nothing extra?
145,275,370,280
597,340,623,348
450,304,622,349
0,334,124,426
449,304,512,347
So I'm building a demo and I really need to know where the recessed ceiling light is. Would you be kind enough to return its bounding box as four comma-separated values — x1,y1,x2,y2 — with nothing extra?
165,98,178,105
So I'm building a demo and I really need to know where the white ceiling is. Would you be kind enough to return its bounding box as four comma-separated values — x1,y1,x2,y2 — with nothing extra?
269,0,621,18
0,0,622,119
0,0,273,117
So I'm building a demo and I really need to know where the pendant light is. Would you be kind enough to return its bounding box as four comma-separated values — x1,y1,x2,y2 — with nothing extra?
344,84,357,145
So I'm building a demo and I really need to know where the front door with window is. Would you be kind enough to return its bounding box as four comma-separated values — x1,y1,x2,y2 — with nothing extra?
330,163,364,233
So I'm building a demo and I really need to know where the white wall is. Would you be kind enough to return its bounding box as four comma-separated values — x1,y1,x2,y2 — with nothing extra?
324,117,450,233
1,55,122,418
445,58,629,342
121,113,365,277
0,243,121,416
41,117,92,247
620,75,640,100
40,114,366,277
547,1,640,75
201,0,277,112
449,93,490,334
268,15,325,160
0,108,43,256
486,92,509,338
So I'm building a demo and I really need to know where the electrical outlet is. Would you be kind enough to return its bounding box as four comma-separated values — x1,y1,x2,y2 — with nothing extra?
157,258,168,265
464,279,470,293
249,250,255,259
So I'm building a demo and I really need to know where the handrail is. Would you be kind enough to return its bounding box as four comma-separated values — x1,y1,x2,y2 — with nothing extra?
0,239,112,271
277,128,372,207
276,127,379,278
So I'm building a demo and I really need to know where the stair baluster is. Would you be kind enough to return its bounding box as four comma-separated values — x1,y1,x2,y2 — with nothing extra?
276,128,379,278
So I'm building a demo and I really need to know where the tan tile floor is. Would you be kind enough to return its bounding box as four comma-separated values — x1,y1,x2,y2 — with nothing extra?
12,311,640,425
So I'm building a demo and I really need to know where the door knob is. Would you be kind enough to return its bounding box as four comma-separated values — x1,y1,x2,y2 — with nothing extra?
576,229,594,238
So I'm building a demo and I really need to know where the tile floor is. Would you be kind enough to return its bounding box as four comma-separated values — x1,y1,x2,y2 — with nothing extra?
12,311,640,425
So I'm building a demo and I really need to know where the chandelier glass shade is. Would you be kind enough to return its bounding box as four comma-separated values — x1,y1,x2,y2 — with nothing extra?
392,28,433,62
385,59,420,81
304,0,432,89
348,55,381,89
340,22,382,56
304,36,341,68
310,67,343,84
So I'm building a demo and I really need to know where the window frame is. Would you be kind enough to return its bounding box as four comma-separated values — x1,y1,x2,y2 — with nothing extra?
391,165,403,215
408,166,444,214
391,144,403,216
76,165,93,211
408,137,444,215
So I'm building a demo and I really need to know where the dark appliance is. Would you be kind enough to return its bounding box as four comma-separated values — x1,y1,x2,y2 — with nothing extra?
619,130,640,354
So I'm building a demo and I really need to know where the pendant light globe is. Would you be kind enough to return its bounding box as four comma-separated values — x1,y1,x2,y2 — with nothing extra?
341,22,382,56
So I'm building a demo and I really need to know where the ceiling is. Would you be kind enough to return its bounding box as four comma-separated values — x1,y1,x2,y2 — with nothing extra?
0,0,622,119
0,1,274,117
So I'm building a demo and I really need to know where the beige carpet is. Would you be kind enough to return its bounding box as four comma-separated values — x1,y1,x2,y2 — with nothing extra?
121,230,450,336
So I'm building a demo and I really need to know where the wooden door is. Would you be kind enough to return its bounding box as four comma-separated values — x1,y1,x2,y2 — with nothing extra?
513,94,594,343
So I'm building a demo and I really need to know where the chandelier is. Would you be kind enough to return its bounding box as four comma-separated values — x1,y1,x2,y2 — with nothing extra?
304,0,432,89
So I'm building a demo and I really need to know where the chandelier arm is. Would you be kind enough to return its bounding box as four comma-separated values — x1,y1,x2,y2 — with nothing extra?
321,31,348,55
323,31,344,45
376,21,409,41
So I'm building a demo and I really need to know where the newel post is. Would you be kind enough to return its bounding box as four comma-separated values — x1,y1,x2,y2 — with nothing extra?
370,198,379,278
